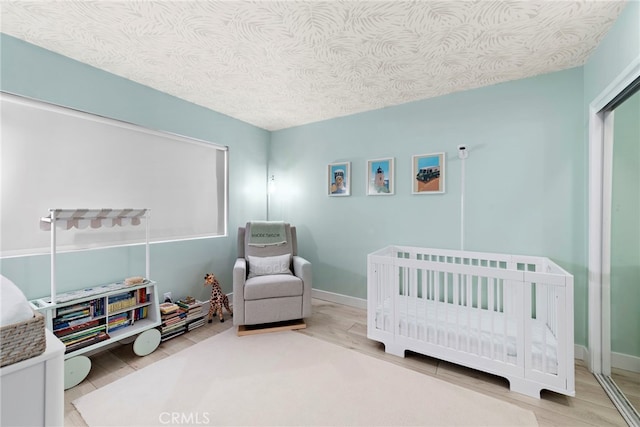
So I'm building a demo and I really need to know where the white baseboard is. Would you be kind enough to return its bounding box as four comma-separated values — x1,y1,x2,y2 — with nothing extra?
612,351,640,373
311,289,367,310
575,344,589,363
572,345,639,372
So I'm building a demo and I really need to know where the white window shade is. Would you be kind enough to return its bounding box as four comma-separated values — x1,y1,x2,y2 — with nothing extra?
1,92,228,257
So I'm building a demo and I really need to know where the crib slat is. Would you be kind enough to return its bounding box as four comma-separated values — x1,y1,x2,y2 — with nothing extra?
476,275,482,357
443,272,448,348
410,264,417,339
488,277,496,359
541,283,548,374
453,272,458,350
429,269,435,344
435,270,441,346
421,269,426,341
403,265,409,337
523,281,533,374
466,273,471,354
502,279,508,363
393,263,399,338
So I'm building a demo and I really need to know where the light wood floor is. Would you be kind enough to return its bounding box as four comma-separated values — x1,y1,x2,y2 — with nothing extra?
64,299,627,426
612,368,640,414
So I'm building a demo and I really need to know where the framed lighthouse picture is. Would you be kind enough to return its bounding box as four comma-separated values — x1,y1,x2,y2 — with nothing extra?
367,158,394,196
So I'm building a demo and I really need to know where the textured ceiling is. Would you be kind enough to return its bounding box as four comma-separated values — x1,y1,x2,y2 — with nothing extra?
1,1,627,130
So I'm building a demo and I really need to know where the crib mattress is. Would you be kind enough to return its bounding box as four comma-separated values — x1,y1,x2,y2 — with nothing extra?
375,297,559,375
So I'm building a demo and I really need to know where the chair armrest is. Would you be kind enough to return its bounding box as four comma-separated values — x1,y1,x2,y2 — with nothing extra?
292,256,311,281
293,256,312,318
233,258,247,325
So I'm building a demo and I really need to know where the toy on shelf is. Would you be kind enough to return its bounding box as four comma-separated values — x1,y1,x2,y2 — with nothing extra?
204,273,233,323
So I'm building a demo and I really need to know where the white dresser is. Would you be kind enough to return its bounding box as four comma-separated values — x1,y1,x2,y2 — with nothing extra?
1,329,65,426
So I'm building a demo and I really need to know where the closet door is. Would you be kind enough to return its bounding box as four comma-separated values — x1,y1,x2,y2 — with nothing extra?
608,87,640,416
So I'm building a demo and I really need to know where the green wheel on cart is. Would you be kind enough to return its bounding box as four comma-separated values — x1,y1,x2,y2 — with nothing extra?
133,328,161,356
64,355,91,390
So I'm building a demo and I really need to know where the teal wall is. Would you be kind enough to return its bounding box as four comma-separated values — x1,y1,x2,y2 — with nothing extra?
269,68,587,343
611,91,640,358
0,34,270,302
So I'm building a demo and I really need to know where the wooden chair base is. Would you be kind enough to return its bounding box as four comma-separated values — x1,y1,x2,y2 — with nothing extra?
237,319,306,336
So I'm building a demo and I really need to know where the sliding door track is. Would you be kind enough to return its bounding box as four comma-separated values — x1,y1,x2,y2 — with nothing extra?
595,373,640,427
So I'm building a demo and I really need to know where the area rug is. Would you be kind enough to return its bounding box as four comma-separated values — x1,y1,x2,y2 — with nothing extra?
73,328,538,426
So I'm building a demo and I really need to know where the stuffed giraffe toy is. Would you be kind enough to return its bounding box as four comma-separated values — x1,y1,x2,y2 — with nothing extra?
204,273,233,323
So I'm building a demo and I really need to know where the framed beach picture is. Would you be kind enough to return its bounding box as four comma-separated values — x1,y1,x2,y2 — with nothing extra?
367,158,394,196
412,152,445,194
328,162,350,196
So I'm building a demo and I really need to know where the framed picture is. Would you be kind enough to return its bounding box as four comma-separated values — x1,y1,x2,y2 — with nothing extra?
412,152,445,194
367,158,394,196
328,162,350,196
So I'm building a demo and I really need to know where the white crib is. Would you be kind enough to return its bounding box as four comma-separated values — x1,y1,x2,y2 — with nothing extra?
367,245,575,398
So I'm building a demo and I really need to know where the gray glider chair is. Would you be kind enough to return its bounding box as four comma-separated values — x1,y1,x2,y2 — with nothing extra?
233,222,312,327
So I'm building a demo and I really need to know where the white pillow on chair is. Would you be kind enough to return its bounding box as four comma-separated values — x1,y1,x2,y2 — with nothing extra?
247,254,292,278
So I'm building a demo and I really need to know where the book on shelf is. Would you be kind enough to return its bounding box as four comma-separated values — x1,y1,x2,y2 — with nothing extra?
189,306,204,315
187,318,206,331
160,310,184,320
157,298,206,342
91,299,103,317
133,306,148,321
108,323,131,333
177,298,204,320
160,314,186,329
107,312,131,332
59,325,107,345
159,313,185,335
161,324,185,334
176,298,202,310
109,321,128,328
54,319,102,338
136,288,147,304
160,329,185,342
56,309,91,320
65,331,110,354
159,327,186,341
186,309,204,319
108,296,137,312
185,312,204,320
159,302,179,315
108,318,129,328
162,316,186,326
108,291,133,302
53,315,93,330
109,312,129,320
56,301,91,316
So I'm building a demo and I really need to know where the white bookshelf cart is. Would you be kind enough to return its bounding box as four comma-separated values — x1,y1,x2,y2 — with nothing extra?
29,208,161,389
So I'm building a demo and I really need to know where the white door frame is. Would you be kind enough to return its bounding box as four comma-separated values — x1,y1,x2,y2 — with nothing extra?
588,56,640,374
